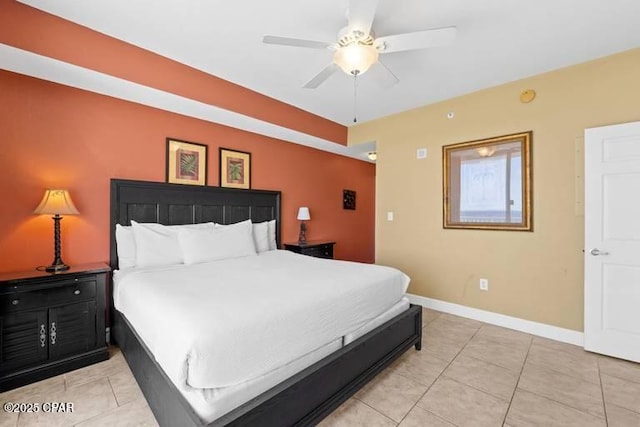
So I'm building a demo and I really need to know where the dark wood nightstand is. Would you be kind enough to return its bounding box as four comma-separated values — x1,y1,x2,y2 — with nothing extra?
284,241,336,259
0,263,110,392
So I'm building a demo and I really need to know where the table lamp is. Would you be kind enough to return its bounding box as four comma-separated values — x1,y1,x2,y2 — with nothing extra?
33,189,79,272
297,207,310,244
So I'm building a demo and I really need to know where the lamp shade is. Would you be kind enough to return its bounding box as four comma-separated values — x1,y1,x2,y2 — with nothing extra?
297,207,311,221
33,189,79,215
333,43,379,76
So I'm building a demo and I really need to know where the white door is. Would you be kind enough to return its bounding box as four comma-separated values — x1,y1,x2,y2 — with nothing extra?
584,121,640,363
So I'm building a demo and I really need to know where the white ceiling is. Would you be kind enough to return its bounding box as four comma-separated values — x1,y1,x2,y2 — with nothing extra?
18,0,640,126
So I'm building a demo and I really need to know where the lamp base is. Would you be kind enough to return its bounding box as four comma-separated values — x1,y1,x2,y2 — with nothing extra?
298,221,307,244
45,214,70,273
45,263,70,273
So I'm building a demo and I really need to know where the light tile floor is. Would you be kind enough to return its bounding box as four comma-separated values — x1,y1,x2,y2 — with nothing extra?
1,308,639,426
0,347,157,427
321,309,640,427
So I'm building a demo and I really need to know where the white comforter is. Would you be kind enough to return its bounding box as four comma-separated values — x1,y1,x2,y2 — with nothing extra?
114,250,409,389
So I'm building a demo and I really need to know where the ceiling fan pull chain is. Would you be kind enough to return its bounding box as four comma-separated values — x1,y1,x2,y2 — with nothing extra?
353,72,358,123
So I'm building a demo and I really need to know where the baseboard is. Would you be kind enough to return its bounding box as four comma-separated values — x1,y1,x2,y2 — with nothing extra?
406,294,584,347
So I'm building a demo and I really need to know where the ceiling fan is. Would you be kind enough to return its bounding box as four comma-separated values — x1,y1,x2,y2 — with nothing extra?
263,0,457,89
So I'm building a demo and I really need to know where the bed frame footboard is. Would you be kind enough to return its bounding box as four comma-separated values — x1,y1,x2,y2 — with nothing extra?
113,304,422,427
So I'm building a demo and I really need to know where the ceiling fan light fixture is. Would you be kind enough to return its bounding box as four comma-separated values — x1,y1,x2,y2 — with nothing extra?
476,146,497,157
333,43,379,76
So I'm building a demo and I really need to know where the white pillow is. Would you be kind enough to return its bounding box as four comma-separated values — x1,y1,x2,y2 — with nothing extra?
115,224,136,269
267,220,277,250
180,219,256,264
130,221,214,268
252,221,270,253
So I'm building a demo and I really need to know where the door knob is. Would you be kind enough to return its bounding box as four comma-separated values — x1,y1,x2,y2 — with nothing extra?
590,248,609,256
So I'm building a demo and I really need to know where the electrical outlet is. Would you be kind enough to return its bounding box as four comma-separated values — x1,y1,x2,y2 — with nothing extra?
479,278,489,291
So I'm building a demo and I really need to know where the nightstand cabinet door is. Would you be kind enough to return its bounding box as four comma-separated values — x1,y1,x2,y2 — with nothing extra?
0,309,49,373
48,301,97,360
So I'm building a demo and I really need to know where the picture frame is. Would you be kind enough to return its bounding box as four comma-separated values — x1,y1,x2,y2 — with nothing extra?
343,189,356,210
219,148,251,189
166,138,208,186
442,131,532,231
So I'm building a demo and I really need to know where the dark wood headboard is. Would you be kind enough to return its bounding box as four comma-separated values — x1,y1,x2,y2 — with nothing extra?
109,179,281,271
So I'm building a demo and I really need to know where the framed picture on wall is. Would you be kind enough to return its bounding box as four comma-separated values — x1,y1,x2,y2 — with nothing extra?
219,148,251,189
343,189,356,210
166,138,208,186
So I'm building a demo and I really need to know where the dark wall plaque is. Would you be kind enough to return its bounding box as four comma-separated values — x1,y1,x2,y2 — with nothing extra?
343,189,356,210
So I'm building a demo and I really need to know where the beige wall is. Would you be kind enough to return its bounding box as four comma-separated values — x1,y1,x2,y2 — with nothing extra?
349,48,640,331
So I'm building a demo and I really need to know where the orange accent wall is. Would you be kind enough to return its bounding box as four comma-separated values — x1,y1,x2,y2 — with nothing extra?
0,0,347,144
0,70,374,273
0,1,374,273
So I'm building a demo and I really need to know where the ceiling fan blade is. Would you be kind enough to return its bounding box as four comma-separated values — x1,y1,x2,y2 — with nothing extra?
376,26,457,54
370,60,399,88
348,0,379,36
262,35,332,50
303,63,339,89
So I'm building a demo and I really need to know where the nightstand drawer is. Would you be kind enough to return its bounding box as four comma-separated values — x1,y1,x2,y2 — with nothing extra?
302,245,333,259
47,279,97,306
0,279,96,313
285,241,335,259
1,290,49,313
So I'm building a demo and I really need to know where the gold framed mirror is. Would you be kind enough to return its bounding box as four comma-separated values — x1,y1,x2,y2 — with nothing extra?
443,131,532,231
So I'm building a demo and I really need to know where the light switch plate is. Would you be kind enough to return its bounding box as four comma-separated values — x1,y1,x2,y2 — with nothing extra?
417,148,427,159
387,212,394,221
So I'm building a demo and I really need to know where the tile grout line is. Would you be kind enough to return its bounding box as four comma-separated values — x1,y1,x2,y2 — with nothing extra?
106,376,122,407
505,347,607,423
517,362,609,420
394,315,453,426
508,341,610,423
440,374,512,405
349,310,445,426
460,341,530,373
519,386,609,421
394,318,483,427
529,339,603,381
598,359,640,417
597,358,610,427
352,397,401,425
597,361,640,385
523,358,601,386
70,375,122,427
380,314,452,426
73,399,139,427
499,333,533,426
435,324,531,402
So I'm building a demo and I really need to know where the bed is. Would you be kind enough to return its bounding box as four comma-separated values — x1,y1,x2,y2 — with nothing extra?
110,178,422,426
